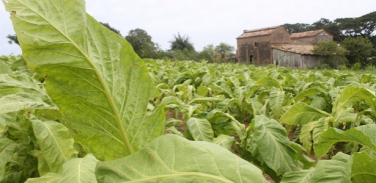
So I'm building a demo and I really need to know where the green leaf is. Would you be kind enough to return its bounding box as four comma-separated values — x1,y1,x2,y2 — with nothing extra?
58,154,99,183
334,108,357,124
186,117,214,142
257,77,281,89
0,61,11,74
352,151,376,182
0,138,19,181
26,154,98,183
310,96,327,111
252,115,299,175
294,88,321,102
206,110,246,139
213,134,234,150
300,121,316,153
281,102,329,125
0,74,43,94
282,152,352,183
25,173,60,183
31,117,77,174
313,125,376,159
269,89,285,117
0,93,57,114
3,0,164,159
96,134,267,183
333,87,376,115
281,168,314,183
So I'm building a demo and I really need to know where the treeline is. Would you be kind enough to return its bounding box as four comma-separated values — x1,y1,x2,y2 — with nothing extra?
284,11,376,48
6,23,234,63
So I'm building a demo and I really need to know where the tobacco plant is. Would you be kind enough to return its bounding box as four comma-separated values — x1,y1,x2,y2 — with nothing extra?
0,0,266,182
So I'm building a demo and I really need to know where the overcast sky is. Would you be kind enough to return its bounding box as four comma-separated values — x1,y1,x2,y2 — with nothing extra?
1,0,375,55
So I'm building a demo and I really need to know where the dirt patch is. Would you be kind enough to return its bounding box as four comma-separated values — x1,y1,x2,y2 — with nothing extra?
264,174,276,183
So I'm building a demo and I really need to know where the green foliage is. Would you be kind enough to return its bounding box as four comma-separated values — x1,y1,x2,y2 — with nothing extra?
352,151,376,182
198,44,219,63
351,62,362,70
281,153,352,183
125,28,160,59
284,11,376,47
99,22,122,36
3,1,376,182
313,41,348,68
96,135,267,182
341,37,374,67
170,33,195,52
6,34,19,45
215,42,235,59
249,115,302,176
314,125,376,159
1,0,268,182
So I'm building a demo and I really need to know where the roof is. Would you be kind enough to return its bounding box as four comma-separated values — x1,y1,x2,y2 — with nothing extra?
291,29,332,39
272,44,316,55
237,25,284,39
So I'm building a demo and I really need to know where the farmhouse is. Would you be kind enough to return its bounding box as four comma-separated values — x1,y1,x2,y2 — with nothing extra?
236,26,333,68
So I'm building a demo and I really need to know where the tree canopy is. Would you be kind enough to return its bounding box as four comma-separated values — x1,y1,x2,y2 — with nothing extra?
313,41,348,68
100,22,122,36
215,43,235,59
170,33,195,51
283,11,376,45
125,28,159,58
341,37,373,67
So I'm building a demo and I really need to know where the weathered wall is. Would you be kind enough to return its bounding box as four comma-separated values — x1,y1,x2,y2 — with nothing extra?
238,41,272,65
237,34,272,64
291,38,315,45
273,49,325,69
237,27,291,64
314,32,333,43
270,27,291,44
292,32,333,45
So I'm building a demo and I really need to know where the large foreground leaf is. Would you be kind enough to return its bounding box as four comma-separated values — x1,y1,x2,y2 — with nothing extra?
3,0,164,160
352,152,376,182
96,135,267,183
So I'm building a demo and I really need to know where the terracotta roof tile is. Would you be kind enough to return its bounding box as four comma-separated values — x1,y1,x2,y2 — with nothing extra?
272,44,316,55
291,29,330,39
237,25,283,39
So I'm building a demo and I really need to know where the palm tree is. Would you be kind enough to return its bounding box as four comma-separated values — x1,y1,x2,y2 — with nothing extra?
169,33,194,51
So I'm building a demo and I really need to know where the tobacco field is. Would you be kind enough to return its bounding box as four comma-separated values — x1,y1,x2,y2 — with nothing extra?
1,0,376,182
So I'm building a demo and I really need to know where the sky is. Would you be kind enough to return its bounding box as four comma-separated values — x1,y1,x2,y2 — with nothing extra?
1,0,375,55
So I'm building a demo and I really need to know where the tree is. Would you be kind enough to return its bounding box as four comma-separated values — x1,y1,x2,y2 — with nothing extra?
125,28,159,58
341,37,374,67
198,44,218,63
215,43,235,59
100,22,122,36
311,18,333,30
313,41,348,68
6,34,19,45
169,33,195,51
283,23,311,33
